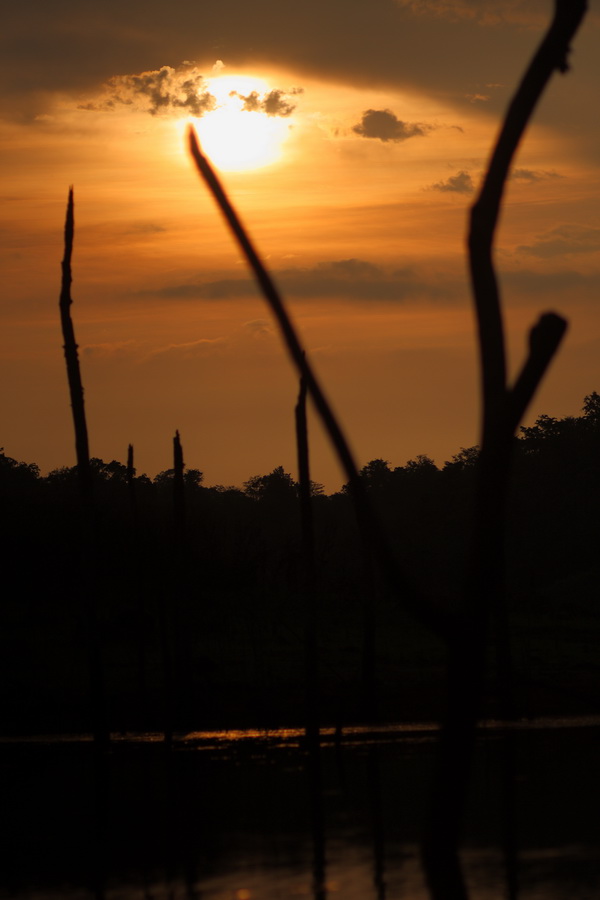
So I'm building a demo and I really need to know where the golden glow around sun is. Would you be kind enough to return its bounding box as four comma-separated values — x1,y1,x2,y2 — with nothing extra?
190,74,292,172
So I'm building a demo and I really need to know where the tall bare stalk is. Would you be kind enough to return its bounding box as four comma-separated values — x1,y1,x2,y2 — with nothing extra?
423,3,585,897
173,429,186,548
60,188,93,506
295,364,319,747
59,187,108,747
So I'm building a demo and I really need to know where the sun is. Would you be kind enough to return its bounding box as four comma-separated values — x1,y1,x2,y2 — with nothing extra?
190,74,293,172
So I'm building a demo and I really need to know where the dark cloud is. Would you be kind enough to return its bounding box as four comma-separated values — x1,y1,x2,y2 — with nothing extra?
352,109,428,143
148,258,453,303
430,170,474,194
79,65,216,116
235,87,302,117
517,224,600,258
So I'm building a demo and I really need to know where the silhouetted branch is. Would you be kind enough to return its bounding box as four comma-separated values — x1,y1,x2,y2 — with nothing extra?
58,187,108,748
59,187,93,507
425,3,587,897
188,128,361,491
507,312,568,435
470,0,586,445
188,127,454,640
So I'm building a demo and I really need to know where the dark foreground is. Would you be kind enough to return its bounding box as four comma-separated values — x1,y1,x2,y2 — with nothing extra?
1,718,599,900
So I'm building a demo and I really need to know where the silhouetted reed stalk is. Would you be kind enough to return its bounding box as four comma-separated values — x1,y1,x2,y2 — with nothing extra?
423,3,585,898
160,430,187,744
126,443,137,519
173,429,186,549
155,433,183,745
59,187,108,747
295,366,329,896
126,443,149,727
295,364,320,747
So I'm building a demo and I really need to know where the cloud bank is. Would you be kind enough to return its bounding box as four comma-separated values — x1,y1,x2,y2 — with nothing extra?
149,258,454,303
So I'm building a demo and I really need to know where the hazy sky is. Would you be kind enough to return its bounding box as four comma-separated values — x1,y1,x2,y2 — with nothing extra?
2,0,600,490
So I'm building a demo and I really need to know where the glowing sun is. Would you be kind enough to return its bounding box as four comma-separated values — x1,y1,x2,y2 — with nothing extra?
191,75,293,171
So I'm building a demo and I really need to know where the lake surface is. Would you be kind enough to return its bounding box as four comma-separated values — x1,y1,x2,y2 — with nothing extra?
1,718,599,899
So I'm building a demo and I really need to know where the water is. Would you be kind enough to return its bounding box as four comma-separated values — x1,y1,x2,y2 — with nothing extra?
1,719,599,899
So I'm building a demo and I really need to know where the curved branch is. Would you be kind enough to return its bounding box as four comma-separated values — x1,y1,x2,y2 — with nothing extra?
469,0,587,445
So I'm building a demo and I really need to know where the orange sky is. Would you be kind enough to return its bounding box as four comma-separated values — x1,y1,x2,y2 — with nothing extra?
2,1,600,490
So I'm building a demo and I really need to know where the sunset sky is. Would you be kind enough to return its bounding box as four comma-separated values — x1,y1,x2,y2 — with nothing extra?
2,0,600,491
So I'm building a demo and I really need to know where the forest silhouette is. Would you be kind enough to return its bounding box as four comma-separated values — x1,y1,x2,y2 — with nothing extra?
2,393,599,736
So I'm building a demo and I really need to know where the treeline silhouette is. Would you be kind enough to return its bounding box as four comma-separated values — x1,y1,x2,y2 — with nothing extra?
2,393,599,737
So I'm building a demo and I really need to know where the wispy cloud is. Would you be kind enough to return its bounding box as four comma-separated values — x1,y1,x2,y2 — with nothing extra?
518,224,600,258
511,168,561,183
144,338,226,360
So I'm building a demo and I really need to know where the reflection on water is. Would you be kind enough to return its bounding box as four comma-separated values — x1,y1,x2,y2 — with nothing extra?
1,719,599,899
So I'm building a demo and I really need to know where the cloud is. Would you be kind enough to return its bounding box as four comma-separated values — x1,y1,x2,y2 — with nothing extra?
79,65,216,117
124,221,167,235
352,108,428,143
145,338,226,360
243,319,274,337
500,268,598,297
511,168,561,183
517,225,600,258
234,87,303,117
82,341,139,358
430,170,474,194
149,258,454,303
